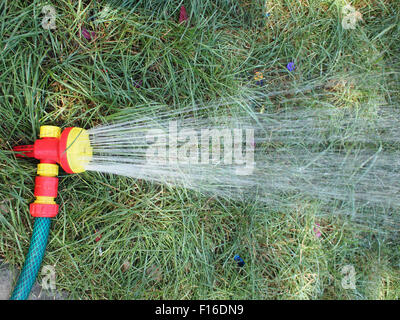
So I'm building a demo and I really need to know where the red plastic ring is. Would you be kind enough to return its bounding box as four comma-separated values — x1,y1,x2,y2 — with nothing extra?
59,127,74,173
30,203,59,218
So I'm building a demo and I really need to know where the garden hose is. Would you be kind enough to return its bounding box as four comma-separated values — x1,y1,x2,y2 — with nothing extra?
10,126,92,299
10,218,51,300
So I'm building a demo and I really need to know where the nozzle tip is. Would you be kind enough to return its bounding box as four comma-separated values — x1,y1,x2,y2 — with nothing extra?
13,144,34,158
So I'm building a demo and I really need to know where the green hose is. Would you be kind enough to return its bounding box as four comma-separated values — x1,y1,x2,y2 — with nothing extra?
10,217,51,300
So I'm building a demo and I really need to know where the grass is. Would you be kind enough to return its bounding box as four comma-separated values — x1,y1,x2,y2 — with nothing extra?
0,0,399,299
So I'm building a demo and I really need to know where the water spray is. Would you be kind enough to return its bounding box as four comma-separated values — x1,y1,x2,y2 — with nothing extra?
9,91,400,298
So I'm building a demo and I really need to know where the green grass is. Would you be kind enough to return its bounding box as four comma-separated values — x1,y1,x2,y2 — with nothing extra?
0,0,399,299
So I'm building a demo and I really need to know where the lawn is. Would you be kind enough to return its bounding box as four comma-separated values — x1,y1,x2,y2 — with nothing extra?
0,0,399,299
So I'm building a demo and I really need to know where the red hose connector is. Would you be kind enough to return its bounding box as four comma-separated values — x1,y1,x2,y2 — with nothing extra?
15,126,62,218
30,175,59,218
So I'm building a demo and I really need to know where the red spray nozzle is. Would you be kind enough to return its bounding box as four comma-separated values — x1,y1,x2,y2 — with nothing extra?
12,126,92,174
12,125,92,218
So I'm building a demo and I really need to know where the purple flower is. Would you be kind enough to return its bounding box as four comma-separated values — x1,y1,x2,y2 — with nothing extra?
134,79,142,88
287,62,295,72
313,223,321,238
82,27,95,40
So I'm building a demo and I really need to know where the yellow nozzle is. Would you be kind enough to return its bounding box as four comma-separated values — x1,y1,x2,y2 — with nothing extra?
64,127,93,173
